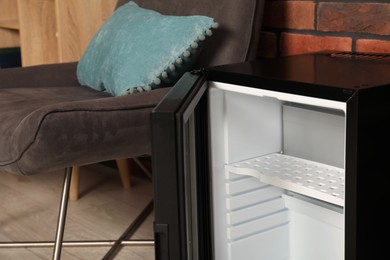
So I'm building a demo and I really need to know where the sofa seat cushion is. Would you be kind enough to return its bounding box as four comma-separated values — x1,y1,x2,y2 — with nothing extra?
0,85,170,175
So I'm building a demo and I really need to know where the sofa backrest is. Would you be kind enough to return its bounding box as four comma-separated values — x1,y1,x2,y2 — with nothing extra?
115,0,265,68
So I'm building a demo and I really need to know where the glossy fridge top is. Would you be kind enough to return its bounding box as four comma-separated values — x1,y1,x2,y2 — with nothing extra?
207,53,390,101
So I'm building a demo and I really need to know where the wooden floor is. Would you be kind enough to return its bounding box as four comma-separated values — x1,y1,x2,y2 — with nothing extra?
0,164,155,260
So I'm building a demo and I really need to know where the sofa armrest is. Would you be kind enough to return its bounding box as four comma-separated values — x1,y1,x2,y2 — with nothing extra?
0,62,79,88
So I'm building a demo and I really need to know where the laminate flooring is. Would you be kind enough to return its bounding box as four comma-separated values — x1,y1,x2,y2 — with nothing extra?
0,164,155,260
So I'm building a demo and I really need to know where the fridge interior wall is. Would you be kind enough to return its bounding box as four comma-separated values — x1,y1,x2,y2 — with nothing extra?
208,82,346,260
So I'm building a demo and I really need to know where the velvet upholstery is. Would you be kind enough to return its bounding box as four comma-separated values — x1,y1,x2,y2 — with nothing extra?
0,0,265,175
117,0,265,67
0,83,169,175
0,62,79,88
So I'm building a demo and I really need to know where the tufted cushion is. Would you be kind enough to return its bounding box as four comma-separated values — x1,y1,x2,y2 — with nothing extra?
77,1,218,96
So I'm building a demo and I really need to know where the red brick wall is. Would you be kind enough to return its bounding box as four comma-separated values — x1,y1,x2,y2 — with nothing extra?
258,0,390,58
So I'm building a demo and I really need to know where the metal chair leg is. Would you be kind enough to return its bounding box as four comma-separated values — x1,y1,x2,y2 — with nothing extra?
133,157,152,180
102,199,154,259
52,167,72,260
0,166,154,259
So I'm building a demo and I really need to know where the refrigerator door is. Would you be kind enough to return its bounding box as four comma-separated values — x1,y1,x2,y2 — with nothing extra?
152,71,212,260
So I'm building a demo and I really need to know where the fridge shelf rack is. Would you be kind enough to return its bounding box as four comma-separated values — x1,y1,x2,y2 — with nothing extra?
225,153,345,206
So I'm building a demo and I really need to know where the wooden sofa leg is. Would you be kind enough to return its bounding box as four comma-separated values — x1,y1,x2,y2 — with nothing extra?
69,160,130,201
69,166,80,201
116,158,131,188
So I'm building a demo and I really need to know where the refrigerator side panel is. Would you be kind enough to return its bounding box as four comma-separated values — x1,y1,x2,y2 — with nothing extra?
209,84,288,260
209,86,229,260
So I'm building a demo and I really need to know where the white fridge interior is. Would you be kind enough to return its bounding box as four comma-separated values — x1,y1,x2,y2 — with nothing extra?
208,82,346,260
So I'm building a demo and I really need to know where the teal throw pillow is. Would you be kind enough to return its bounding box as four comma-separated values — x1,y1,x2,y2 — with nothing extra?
77,1,218,96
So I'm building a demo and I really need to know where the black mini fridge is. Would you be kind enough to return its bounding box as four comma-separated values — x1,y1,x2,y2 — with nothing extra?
151,53,390,260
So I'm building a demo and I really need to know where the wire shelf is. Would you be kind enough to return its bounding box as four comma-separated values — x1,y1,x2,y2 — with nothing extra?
225,153,344,206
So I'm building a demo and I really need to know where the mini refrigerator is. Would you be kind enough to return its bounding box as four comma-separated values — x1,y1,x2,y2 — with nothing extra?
151,53,390,260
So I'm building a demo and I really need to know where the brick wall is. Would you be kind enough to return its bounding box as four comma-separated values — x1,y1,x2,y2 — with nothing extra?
258,0,390,58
